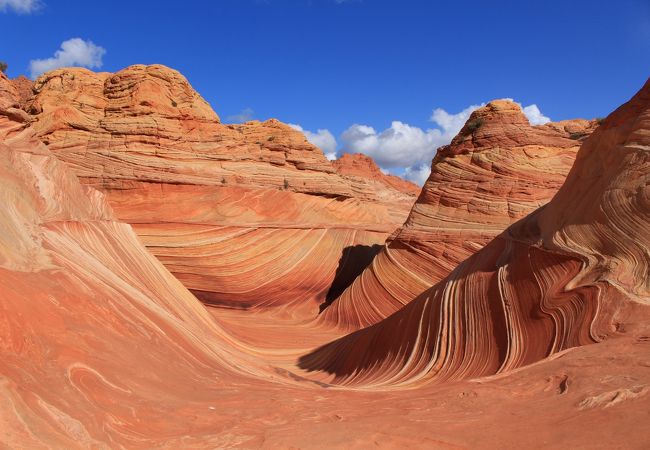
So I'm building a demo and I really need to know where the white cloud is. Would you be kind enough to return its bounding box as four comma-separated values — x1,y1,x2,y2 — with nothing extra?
29,38,106,79
500,98,551,125
341,122,439,168
430,103,485,138
0,0,41,14
403,164,431,186
521,104,551,125
227,107,254,123
340,103,483,170
288,123,337,160
340,100,550,186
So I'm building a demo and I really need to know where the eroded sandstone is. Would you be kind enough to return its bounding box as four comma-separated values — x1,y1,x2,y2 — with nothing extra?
322,100,598,329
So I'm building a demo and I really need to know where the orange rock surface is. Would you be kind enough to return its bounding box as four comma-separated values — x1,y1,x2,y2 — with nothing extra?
300,79,650,388
322,100,598,329
1,69,649,448
333,152,421,196
22,65,416,312
9,75,33,108
0,72,265,447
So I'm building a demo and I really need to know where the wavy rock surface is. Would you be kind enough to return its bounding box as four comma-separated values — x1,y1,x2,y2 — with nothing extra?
2,70,650,449
301,79,650,387
22,65,416,312
0,73,270,447
322,101,597,329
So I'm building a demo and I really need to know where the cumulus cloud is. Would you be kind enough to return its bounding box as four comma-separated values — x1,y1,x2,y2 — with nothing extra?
430,104,485,138
403,164,431,186
521,104,551,125
341,103,483,170
0,0,41,14
29,38,106,79
342,122,438,168
288,123,338,160
227,107,255,123
499,98,551,125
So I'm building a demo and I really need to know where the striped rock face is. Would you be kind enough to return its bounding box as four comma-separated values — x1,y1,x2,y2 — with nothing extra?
2,68,650,448
322,100,598,329
22,65,418,313
0,73,266,448
332,152,421,197
300,80,650,388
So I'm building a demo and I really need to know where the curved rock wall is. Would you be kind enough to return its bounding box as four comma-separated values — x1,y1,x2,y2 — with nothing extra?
322,100,597,329
300,81,650,387
22,65,418,312
0,73,267,447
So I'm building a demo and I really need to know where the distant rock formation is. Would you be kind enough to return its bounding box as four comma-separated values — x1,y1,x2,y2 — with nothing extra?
332,152,421,196
21,64,417,312
300,80,650,387
321,100,598,329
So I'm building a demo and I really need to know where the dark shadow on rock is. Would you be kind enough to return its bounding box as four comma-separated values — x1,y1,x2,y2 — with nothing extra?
319,244,383,313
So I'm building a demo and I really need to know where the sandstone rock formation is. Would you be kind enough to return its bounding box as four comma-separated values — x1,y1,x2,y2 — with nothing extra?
21,65,416,312
322,100,598,329
2,67,650,449
300,80,650,387
0,72,263,447
9,75,32,108
332,152,421,197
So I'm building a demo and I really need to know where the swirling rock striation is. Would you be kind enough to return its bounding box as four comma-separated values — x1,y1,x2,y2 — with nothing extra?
322,100,598,329
0,72,267,447
2,69,650,449
21,65,417,312
300,79,650,387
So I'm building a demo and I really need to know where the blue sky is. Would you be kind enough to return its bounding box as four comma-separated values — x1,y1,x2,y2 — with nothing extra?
1,0,649,183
